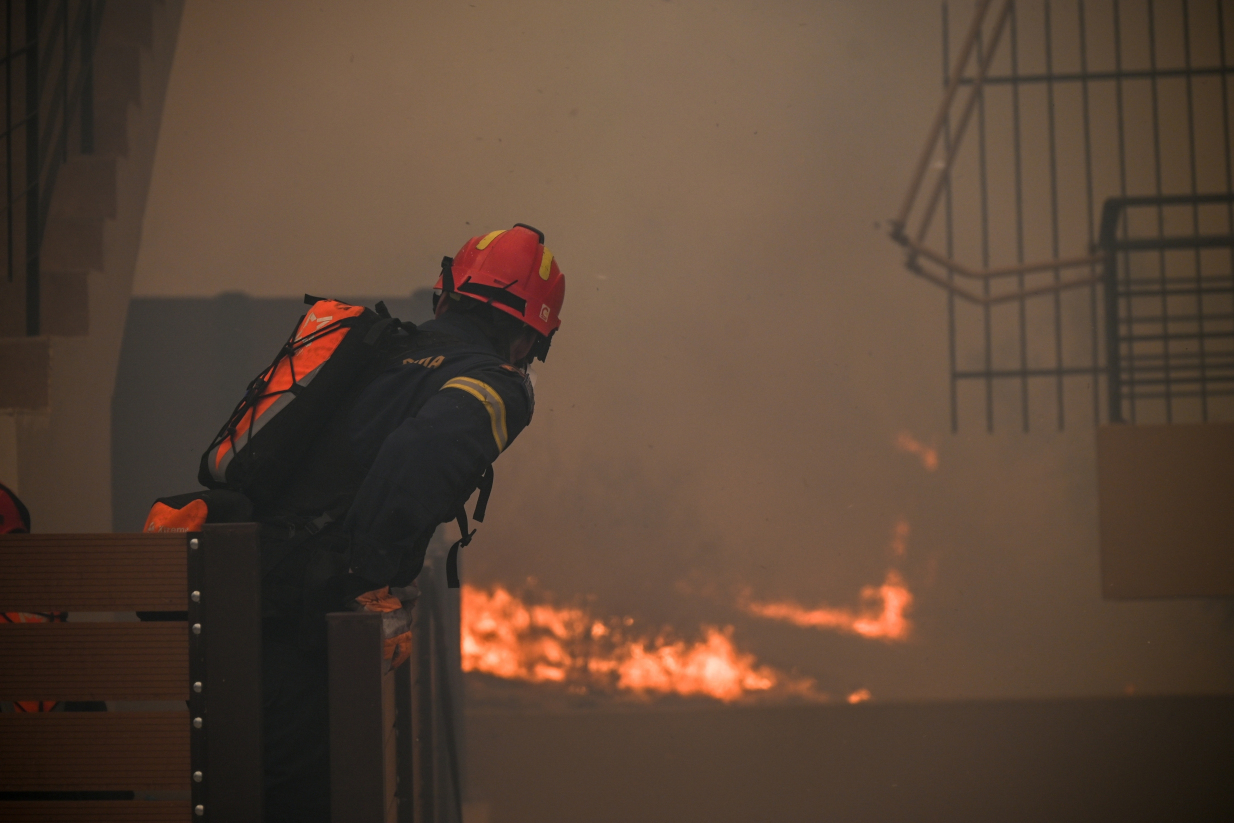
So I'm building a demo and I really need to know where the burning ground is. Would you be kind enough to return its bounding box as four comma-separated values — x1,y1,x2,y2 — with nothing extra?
461,544,913,706
461,432,933,707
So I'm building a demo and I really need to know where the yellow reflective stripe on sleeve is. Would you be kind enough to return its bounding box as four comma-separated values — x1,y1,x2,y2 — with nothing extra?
476,230,505,250
538,247,554,280
441,376,509,451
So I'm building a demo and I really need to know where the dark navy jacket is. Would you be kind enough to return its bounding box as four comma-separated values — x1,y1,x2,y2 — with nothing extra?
262,309,533,619
341,310,534,587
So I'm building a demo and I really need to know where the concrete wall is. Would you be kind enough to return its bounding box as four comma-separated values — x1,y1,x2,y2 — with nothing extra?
12,0,185,532
1097,423,1234,599
111,291,433,530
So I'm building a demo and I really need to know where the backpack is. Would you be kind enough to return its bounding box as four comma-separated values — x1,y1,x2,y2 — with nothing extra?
198,295,405,509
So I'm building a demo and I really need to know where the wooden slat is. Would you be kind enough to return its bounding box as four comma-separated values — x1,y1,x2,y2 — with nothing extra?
0,533,187,611
0,713,190,791
0,801,189,823
0,623,188,701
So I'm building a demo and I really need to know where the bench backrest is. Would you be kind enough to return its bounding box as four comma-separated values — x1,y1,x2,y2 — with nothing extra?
0,524,263,823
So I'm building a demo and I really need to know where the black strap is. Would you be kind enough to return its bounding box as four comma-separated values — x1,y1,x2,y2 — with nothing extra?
362,317,394,345
473,466,494,522
446,510,475,589
441,256,456,294
445,465,493,588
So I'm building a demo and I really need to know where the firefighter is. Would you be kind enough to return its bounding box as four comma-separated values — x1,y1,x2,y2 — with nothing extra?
259,224,565,823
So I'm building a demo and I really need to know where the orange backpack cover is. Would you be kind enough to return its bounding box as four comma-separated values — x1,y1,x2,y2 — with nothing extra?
198,296,399,508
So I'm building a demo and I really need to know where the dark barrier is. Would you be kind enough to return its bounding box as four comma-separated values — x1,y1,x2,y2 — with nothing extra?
0,524,263,822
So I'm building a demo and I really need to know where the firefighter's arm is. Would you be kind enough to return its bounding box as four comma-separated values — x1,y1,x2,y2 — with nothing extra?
344,368,532,586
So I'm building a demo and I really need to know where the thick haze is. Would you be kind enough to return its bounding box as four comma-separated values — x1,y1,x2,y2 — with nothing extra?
130,0,1233,702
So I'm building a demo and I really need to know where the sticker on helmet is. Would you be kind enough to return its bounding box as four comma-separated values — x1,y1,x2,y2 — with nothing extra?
539,304,551,322
476,230,505,250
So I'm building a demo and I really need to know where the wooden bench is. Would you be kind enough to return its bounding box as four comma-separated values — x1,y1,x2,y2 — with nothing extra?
0,525,263,823
2,525,458,822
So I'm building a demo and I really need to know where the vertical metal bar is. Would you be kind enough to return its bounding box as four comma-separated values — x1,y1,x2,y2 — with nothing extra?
977,24,994,432
1102,201,1124,423
1045,0,1065,430
201,523,264,823
1079,0,1101,424
188,532,208,822
328,611,387,823
944,2,959,433
1220,0,1234,307
1147,0,1171,422
412,593,436,823
23,0,38,336
59,0,66,163
1214,0,1234,370
395,659,414,823
1182,0,1207,421
1011,0,1029,432
895,0,996,232
915,0,1014,248
1114,0,1134,421
430,588,464,821
80,0,93,153
6,0,13,284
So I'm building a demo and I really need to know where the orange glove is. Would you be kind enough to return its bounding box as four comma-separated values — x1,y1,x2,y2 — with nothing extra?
352,586,414,669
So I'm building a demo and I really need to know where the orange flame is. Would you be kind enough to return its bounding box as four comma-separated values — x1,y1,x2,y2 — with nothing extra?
890,517,910,557
461,584,817,702
847,688,872,704
895,430,939,472
739,570,913,641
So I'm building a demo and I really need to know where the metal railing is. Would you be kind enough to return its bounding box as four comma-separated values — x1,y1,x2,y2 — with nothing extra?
2,0,105,336
891,0,1234,431
1101,194,1234,423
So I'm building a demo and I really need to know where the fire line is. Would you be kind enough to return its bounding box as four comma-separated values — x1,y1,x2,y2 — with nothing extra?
461,584,819,702
738,569,914,642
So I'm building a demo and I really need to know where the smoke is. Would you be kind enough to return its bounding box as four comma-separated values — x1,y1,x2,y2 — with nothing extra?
129,0,1234,704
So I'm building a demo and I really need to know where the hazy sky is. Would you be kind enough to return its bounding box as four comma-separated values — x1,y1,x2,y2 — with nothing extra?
129,0,1233,702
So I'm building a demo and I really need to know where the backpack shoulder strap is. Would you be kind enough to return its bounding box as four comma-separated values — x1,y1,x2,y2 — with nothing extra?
445,465,494,588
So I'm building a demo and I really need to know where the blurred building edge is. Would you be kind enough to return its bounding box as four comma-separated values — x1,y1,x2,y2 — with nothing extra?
0,0,186,532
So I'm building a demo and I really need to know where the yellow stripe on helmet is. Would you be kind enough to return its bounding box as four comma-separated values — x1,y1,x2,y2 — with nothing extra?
476,230,505,250
538,247,554,280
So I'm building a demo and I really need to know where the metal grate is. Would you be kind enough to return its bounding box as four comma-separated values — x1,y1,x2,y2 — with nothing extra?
2,0,105,336
891,0,1234,431
1101,194,1234,423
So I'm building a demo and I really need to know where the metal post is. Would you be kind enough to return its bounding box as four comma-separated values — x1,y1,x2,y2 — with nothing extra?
60,0,67,164
80,0,93,153
1101,200,1125,423
328,611,388,823
189,524,264,823
395,659,414,823
412,590,436,823
24,0,39,336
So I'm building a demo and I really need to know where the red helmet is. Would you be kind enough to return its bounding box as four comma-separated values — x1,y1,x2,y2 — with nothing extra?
435,224,565,349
